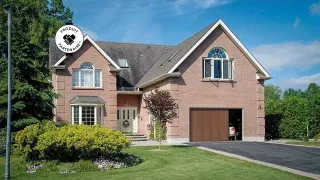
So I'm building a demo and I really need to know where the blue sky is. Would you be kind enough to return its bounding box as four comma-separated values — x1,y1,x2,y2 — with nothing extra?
64,0,320,90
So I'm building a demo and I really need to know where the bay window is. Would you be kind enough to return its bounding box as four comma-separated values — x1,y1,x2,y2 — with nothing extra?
72,62,102,88
72,105,103,125
203,48,234,80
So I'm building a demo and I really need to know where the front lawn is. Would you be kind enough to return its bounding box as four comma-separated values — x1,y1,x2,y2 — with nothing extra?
286,141,320,147
0,146,309,180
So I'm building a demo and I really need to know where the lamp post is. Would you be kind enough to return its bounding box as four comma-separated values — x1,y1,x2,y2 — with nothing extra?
4,3,13,180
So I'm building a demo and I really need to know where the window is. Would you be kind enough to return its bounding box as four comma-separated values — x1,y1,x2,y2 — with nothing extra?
203,48,233,79
118,59,128,68
72,105,103,125
72,62,102,88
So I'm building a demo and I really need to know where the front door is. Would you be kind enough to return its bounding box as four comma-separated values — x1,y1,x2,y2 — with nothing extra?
117,107,137,133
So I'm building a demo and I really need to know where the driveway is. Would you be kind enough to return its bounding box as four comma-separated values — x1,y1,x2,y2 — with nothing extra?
189,142,320,175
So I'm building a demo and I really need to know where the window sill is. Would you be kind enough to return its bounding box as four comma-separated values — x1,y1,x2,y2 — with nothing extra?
72,87,104,90
202,79,237,83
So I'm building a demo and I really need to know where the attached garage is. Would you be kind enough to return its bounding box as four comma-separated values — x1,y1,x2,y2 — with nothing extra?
190,108,242,142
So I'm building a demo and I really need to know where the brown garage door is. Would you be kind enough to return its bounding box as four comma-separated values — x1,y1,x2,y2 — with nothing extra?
190,109,229,142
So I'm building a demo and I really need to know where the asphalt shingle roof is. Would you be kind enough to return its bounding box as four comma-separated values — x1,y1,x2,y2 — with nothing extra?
49,20,218,89
135,21,218,87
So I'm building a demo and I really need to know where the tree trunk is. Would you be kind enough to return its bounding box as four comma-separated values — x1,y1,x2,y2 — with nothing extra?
159,120,161,150
153,119,156,140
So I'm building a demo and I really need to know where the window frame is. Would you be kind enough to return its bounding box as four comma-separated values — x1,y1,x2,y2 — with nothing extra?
71,105,104,125
203,58,234,80
72,62,102,88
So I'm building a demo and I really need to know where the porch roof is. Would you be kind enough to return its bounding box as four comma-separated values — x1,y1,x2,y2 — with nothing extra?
69,96,105,105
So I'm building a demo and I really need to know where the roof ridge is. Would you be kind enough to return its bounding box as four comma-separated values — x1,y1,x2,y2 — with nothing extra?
96,40,175,47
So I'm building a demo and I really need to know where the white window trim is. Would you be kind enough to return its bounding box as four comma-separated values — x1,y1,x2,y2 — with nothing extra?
71,105,103,125
72,64,102,88
203,58,234,80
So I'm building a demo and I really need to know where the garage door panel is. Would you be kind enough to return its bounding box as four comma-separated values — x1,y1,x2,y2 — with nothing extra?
190,109,229,142
203,110,212,141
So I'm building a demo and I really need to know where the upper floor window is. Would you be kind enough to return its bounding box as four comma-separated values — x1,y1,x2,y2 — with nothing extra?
72,62,102,88
203,48,234,79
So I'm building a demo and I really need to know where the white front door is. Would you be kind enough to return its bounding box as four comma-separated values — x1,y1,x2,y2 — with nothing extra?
117,107,137,133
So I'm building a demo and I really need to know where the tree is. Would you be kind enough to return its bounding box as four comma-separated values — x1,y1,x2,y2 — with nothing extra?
0,0,73,130
265,84,284,139
143,89,178,149
265,84,282,101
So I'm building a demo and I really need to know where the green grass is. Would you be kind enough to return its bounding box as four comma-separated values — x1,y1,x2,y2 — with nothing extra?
287,141,320,147
0,146,309,180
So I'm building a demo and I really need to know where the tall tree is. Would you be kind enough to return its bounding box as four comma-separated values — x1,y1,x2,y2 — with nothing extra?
264,84,284,139
0,0,73,129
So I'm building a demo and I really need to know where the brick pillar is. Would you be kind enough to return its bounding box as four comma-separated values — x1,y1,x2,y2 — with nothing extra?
256,80,265,139
107,72,117,130
56,70,67,123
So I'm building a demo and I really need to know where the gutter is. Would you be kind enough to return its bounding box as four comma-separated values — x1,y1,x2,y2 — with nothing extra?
51,65,65,69
138,72,181,88
256,73,272,80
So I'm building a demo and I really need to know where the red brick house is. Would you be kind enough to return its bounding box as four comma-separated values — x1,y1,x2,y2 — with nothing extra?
50,19,271,143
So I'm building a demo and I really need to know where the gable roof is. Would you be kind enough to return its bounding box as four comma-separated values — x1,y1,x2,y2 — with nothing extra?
49,35,173,87
51,35,121,69
49,19,271,90
135,19,271,88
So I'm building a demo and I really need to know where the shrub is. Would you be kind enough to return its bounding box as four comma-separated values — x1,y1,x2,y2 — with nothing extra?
13,121,56,159
0,130,17,156
0,129,17,156
314,133,320,141
35,125,130,161
54,121,68,127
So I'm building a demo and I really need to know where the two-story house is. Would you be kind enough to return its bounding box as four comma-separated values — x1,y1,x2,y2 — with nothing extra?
49,19,271,143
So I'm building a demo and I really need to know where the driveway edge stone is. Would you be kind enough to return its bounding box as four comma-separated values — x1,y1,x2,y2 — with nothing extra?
197,146,320,180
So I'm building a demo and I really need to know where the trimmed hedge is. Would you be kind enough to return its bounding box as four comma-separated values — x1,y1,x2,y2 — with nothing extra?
35,125,130,161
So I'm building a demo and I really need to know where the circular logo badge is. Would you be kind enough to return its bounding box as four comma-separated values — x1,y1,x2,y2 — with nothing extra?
55,25,84,53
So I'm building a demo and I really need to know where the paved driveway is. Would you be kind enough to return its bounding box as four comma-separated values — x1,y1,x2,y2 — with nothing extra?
189,142,320,175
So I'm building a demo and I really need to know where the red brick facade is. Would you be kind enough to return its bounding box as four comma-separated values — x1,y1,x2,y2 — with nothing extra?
52,26,265,142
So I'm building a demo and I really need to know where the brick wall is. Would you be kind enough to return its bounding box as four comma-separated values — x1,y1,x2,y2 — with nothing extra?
139,26,265,141
53,41,117,129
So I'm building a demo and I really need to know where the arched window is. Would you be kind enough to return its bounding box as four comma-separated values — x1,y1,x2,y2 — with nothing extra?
72,62,102,88
203,48,233,79
208,48,228,59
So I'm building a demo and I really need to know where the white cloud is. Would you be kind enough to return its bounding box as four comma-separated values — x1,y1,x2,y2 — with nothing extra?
79,26,99,40
193,0,232,8
279,73,320,89
172,0,232,15
309,2,320,15
251,41,320,71
293,17,301,28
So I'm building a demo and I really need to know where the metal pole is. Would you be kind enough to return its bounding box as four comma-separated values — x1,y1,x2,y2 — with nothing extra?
4,3,12,180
